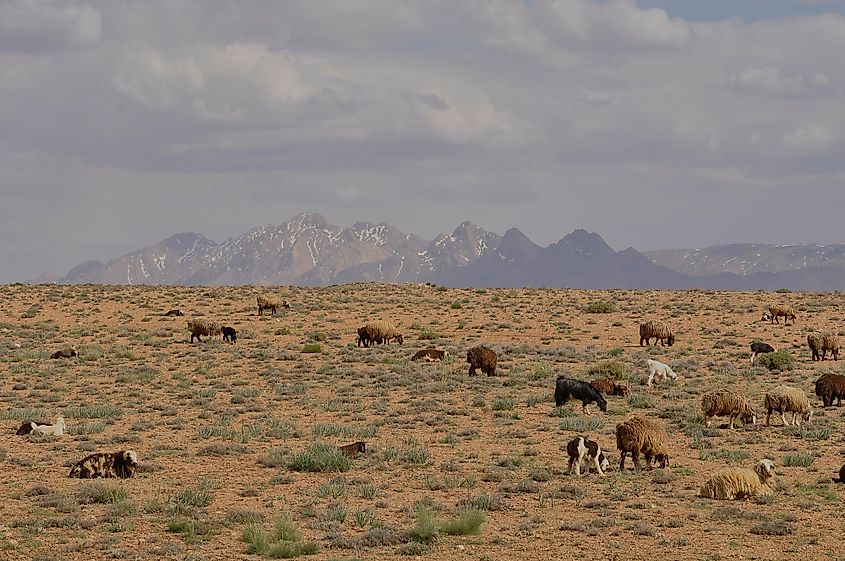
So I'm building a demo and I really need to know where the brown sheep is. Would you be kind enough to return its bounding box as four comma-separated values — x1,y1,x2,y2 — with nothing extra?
411,348,448,362
815,373,845,407
808,333,840,361
767,304,796,325
638,321,675,346
257,295,289,316
466,346,497,376
50,348,77,359
68,450,139,479
338,441,366,459
616,416,669,471
589,378,629,396
358,321,403,346
187,318,221,343
163,309,184,317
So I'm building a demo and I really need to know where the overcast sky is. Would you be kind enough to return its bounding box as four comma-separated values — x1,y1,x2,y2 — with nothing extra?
2,0,845,283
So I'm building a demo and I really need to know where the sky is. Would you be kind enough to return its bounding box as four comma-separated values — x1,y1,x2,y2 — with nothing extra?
2,0,845,283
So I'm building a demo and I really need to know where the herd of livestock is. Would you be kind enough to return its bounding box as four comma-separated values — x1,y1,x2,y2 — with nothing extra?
19,294,845,502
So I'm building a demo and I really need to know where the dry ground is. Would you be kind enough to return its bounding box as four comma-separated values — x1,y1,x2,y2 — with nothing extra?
0,283,843,561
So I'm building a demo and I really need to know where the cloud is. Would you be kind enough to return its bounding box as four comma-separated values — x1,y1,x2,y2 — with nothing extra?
0,0,101,52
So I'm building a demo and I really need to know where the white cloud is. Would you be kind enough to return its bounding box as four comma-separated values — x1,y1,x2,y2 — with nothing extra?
0,0,101,52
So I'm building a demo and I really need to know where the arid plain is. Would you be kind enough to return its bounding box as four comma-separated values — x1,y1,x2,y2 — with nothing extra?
1,283,844,561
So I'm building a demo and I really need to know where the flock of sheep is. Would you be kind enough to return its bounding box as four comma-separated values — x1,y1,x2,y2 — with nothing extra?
25,293,845,504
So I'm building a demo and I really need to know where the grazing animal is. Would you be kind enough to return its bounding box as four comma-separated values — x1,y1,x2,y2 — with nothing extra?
645,359,677,386
767,304,796,325
338,441,366,459
750,342,776,365
554,377,608,415
68,450,139,479
566,436,609,476
589,378,629,397
701,390,756,429
16,416,65,436
699,459,776,500
221,326,237,344
257,295,289,316
411,348,448,362
466,346,497,376
815,373,845,407
163,309,184,317
616,416,669,471
764,385,813,426
638,321,675,346
358,321,403,346
808,333,840,361
187,318,221,343
50,348,77,359
839,464,845,483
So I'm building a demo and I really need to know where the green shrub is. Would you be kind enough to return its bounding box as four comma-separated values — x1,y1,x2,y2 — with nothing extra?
439,509,485,536
287,442,351,473
587,360,626,379
301,344,322,354
584,302,615,313
783,454,815,467
755,351,795,371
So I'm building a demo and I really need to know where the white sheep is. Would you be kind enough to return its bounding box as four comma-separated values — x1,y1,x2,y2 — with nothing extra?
644,359,677,386
764,385,813,426
16,416,65,436
701,390,756,429
699,459,776,500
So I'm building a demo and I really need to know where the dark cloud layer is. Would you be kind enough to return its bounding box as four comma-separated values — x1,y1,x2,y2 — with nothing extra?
2,1,844,282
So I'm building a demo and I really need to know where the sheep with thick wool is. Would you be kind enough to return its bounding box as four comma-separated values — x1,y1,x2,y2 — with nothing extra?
701,390,756,429
767,304,796,325
615,416,669,471
257,295,289,316
699,459,776,500
808,333,840,361
359,321,404,346
815,373,845,407
644,359,677,386
186,318,221,343
589,378,629,397
638,321,675,346
764,385,813,426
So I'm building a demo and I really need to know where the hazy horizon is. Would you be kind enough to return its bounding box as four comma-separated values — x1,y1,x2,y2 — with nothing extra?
3,1,845,283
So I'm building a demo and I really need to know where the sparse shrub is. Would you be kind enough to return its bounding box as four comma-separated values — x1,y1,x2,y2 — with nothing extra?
783,454,815,467
587,360,626,379
301,343,322,354
287,442,351,473
584,302,615,314
755,351,795,371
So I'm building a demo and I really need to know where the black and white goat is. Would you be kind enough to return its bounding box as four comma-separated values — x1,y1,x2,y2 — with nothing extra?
750,342,776,365
566,436,609,476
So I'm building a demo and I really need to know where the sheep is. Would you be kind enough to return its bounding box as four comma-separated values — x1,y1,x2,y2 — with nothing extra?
50,348,77,359
701,390,756,429
840,464,845,483
699,459,776,500
638,321,675,346
411,348,448,362
68,450,139,479
767,304,796,325
221,326,237,344
187,319,221,343
764,385,813,426
815,373,845,407
554,377,608,415
163,309,184,317
257,295,289,316
338,441,366,459
644,359,677,386
589,378,629,397
808,333,840,361
615,416,669,471
466,346,497,376
750,341,776,365
361,321,403,346
566,436,609,476
16,416,65,436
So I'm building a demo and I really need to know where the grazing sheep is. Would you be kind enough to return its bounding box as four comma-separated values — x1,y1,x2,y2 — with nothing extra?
16,416,65,436
839,464,845,483
764,385,813,426
644,359,677,386
638,321,675,347
701,390,756,429
555,377,608,415
815,373,845,407
68,450,139,479
699,459,776,500
767,304,796,325
338,441,366,459
187,319,221,343
50,348,77,359
163,309,184,317
411,348,448,362
221,326,237,344
359,321,403,346
615,416,669,471
466,346,497,376
589,378,629,397
808,333,840,361
566,436,609,476
257,295,289,316
750,342,776,365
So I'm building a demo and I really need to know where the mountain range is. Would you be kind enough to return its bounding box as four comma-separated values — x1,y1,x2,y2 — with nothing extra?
38,212,845,291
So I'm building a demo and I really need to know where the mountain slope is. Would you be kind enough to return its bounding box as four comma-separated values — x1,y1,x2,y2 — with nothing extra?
646,243,845,276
